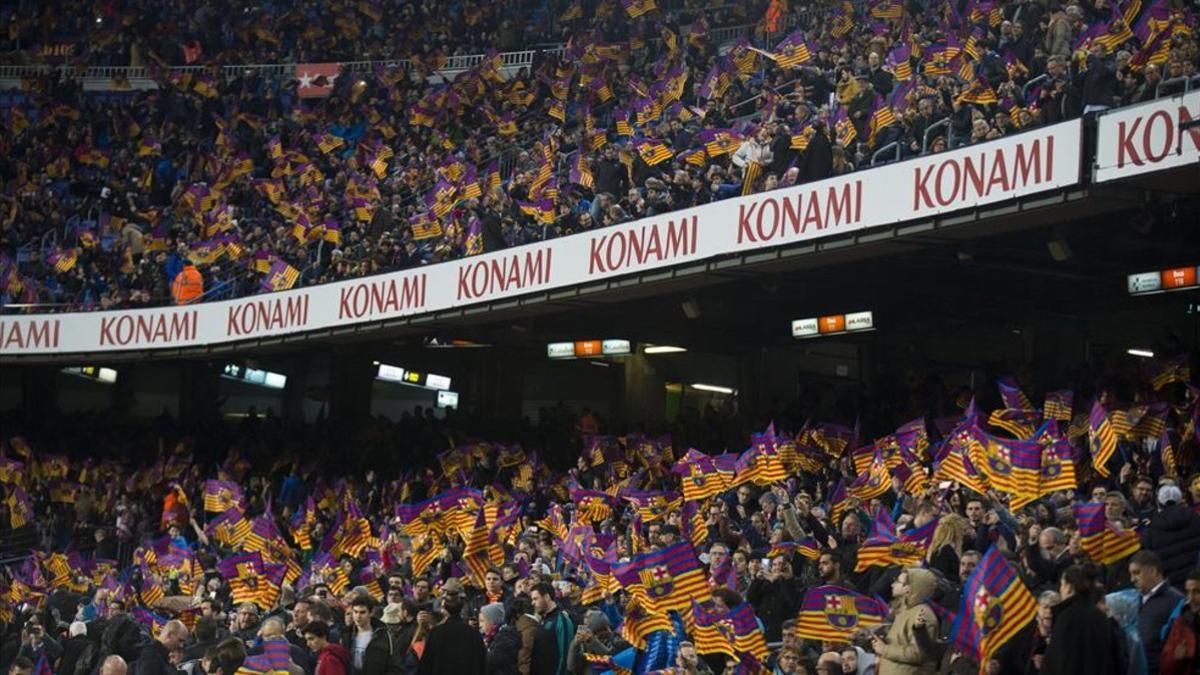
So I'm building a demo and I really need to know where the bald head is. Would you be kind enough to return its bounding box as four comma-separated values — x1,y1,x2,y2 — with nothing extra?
260,616,286,639
99,655,127,675
158,620,188,651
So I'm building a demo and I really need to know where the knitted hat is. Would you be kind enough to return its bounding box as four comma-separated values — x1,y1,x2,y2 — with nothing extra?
480,602,506,626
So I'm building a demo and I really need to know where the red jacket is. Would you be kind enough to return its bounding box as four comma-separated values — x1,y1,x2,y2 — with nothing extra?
315,643,351,675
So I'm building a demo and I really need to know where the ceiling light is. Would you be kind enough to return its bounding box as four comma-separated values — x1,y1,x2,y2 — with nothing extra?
1127,348,1155,358
644,345,687,354
691,383,735,394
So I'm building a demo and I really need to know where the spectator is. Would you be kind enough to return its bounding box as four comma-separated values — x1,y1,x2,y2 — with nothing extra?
1041,565,1123,675
1142,485,1200,587
1131,550,1185,674
1160,569,1200,674
529,583,575,675
304,622,351,675
136,620,189,675
480,602,520,675
417,590,487,675
870,568,939,675
170,262,204,305
100,656,129,675
360,603,409,675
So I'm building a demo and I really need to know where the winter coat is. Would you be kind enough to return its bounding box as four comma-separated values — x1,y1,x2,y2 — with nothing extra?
1041,594,1124,675
516,614,539,675
314,643,352,675
417,616,487,675
877,568,940,675
486,625,522,675
1140,582,1186,674
531,607,575,675
1142,505,1200,587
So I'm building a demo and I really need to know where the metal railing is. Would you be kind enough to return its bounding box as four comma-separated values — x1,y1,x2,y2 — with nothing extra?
871,140,901,165
922,116,953,153
1021,73,1050,104
0,46,565,83
1156,74,1200,98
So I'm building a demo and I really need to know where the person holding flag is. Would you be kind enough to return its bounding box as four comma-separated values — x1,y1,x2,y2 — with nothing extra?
870,567,939,674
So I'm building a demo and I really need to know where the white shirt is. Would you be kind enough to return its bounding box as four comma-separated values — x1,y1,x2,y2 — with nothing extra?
353,629,373,669
1141,580,1166,605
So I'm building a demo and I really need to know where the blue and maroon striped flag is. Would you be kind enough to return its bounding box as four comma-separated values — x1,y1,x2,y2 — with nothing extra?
795,585,888,641
950,547,1037,663
612,541,711,613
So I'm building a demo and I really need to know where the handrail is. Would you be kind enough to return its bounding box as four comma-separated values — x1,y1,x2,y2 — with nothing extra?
922,116,953,153
871,141,901,166
1021,74,1050,105
0,47,566,83
730,77,803,117
1156,74,1200,98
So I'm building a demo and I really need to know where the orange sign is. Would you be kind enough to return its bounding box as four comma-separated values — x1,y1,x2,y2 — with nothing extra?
1161,267,1198,290
818,315,846,334
575,340,603,357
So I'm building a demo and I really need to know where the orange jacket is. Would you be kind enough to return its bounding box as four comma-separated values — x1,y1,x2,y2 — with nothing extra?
171,264,204,304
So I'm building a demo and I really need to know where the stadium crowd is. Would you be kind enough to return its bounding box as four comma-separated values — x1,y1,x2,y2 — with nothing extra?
0,0,1196,311
0,356,1196,675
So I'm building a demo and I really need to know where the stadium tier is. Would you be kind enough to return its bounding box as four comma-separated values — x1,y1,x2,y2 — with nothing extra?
0,0,1196,321
2,1,1200,674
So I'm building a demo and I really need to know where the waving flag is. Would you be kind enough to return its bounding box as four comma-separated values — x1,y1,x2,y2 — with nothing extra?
206,507,251,547
612,541,711,613
1042,390,1074,421
951,547,1037,664
673,451,731,502
204,480,244,513
217,552,285,610
620,596,673,649
1074,503,1141,564
729,602,769,659
1089,400,1119,477
855,510,938,571
796,585,888,641
691,601,736,657
774,29,815,67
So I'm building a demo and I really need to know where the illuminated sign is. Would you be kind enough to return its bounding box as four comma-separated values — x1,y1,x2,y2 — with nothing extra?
575,340,603,357
425,374,452,391
793,311,875,339
437,390,459,409
376,364,406,382
547,339,634,359
375,361,450,391
547,342,575,358
222,364,287,389
1128,266,1200,296
602,339,632,355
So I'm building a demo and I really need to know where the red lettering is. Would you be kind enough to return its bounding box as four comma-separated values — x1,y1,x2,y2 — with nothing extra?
737,202,759,244
337,275,427,320
588,217,698,275
1116,117,1143,168
1143,110,1174,163
99,311,197,346
0,319,61,351
226,295,310,337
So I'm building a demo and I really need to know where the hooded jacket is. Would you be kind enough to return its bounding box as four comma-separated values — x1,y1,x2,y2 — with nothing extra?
877,568,939,675
315,642,352,675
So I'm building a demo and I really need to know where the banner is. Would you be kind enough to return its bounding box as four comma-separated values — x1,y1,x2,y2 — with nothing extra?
1094,90,1200,182
296,63,341,98
0,121,1082,357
